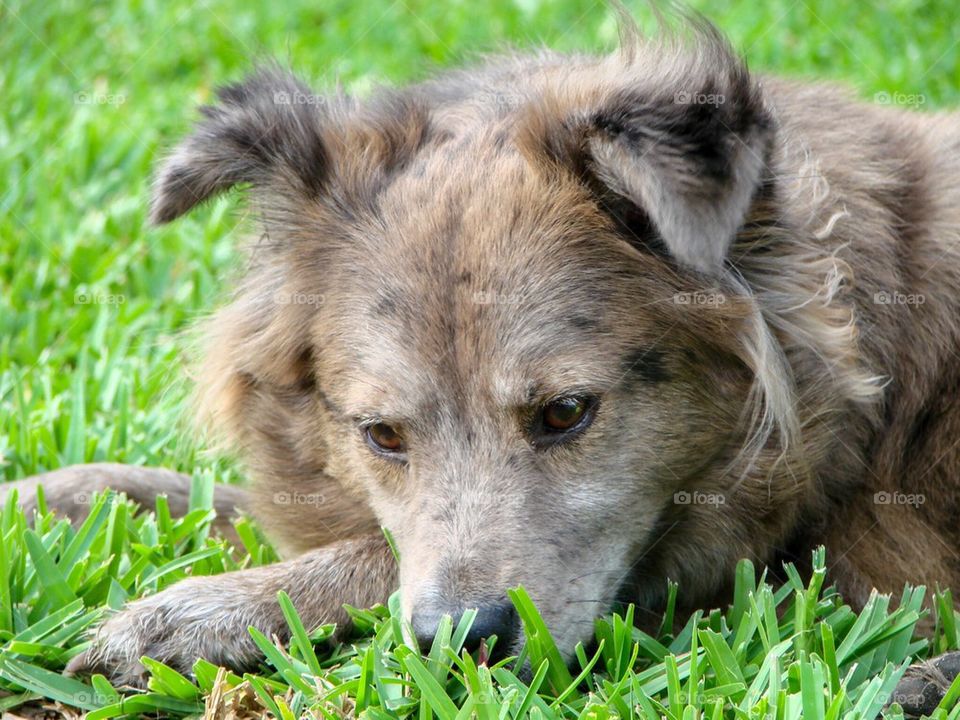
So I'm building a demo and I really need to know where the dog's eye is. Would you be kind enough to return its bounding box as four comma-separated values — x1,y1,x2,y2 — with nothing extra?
540,396,596,435
365,422,406,454
530,395,598,449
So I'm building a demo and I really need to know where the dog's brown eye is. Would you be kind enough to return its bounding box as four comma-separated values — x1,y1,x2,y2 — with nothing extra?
542,397,589,431
530,395,598,449
366,422,405,453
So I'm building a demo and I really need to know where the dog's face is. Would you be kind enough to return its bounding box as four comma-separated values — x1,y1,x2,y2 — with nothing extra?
312,145,755,653
152,25,789,657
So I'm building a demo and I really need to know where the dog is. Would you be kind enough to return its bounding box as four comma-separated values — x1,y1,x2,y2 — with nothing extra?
5,12,960,711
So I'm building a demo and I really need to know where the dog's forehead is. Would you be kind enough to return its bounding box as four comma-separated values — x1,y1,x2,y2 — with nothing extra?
368,131,620,287
317,139,666,415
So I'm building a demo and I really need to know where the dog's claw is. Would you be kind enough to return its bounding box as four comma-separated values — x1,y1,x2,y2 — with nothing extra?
63,628,152,688
63,650,92,677
64,648,149,688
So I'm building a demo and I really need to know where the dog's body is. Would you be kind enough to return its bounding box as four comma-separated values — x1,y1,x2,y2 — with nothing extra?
6,17,960,693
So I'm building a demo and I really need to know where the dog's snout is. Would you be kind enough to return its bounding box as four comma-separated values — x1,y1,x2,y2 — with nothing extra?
412,600,518,656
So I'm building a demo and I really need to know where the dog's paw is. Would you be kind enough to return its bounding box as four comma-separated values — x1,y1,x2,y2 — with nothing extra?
65,578,271,688
889,652,960,718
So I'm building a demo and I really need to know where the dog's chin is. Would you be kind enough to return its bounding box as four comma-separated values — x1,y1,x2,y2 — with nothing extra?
607,548,671,634
492,570,646,680
577,634,602,667
505,633,602,685
496,614,604,683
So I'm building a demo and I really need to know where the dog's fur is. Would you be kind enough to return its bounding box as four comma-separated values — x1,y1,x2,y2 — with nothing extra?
7,14,960,690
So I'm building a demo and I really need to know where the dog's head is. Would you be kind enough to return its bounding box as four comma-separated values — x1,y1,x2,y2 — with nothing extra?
152,21,822,659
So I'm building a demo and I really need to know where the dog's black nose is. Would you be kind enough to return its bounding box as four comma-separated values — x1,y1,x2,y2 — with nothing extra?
412,600,518,656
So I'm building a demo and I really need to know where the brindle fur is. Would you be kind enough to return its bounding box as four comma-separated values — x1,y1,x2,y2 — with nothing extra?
5,14,960,691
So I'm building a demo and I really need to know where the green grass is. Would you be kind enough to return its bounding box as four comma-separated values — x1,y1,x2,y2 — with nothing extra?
1,0,958,717
1,493,959,719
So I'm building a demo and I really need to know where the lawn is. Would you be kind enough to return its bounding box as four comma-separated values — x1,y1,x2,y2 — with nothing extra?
1,0,959,717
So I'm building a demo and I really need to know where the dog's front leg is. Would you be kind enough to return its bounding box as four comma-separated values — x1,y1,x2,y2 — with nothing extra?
65,533,396,687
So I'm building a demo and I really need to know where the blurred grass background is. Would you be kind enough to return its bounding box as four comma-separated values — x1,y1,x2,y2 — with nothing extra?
1,0,958,482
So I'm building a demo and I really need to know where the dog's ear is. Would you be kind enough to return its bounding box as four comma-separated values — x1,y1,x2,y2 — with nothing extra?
521,23,773,275
585,71,772,274
150,67,329,224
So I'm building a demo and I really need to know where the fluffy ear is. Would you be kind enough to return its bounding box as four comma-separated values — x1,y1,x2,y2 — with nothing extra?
586,75,772,274
150,67,329,224
522,22,774,274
